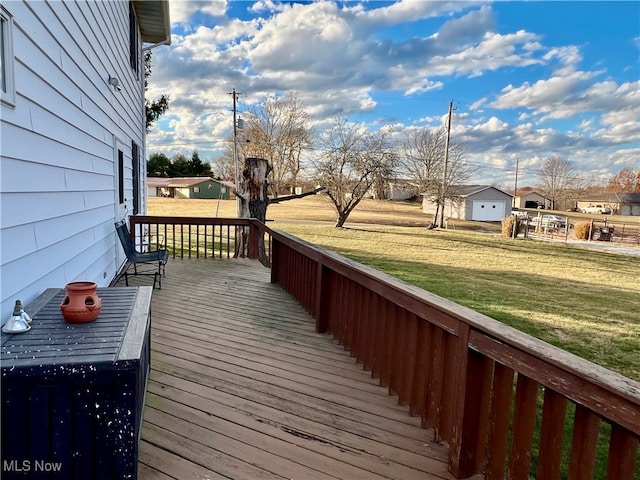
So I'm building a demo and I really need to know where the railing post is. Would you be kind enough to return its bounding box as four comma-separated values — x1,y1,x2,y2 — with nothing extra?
128,216,137,243
247,220,259,260
270,238,281,285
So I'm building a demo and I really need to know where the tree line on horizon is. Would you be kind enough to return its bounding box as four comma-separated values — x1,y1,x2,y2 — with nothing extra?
147,150,213,178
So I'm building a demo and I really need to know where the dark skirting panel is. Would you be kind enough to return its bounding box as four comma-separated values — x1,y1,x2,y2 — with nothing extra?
1,286,152,480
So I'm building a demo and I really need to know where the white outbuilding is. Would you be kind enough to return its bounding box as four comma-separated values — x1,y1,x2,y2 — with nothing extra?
422,185,514,222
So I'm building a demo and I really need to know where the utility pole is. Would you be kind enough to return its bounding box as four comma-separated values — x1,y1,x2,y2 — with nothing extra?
229,88,241,217
439,100,453,228
513,156,519,209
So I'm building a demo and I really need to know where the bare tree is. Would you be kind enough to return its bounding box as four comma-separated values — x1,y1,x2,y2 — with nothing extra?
314,118,397,227
537,155,580,209
212,144,237,181
240,92,313,197
607,167,640,193
398,126,475,225
398,127,446,193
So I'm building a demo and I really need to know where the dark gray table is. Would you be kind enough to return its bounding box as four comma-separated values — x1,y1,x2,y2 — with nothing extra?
1,286,152,480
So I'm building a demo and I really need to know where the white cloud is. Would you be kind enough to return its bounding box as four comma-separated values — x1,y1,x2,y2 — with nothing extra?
492,72,599,116
543,45,582,75
354,0,484,30
170,1,228,28
146,1,639,183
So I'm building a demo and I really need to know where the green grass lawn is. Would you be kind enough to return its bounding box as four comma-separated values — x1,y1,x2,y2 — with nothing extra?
272,222,640,382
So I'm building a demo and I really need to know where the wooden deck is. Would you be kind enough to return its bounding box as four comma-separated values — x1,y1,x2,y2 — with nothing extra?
118,257,474,480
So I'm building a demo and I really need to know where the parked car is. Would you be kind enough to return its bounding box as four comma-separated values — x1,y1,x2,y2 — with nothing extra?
530,214,567,230
581,204,612,214
511,209,529,218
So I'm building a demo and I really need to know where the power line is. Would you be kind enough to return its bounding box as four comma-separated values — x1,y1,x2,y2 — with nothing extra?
147,139,227,147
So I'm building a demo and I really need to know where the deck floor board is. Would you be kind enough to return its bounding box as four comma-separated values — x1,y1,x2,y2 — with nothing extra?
121,258,474,480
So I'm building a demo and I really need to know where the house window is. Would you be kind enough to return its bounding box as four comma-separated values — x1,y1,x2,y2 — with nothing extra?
118,150,125,205
193,186,200,193
132,141,140,214
1,5,15,106
129,2,139,76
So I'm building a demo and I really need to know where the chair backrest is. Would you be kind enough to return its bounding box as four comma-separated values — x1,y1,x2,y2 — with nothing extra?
115,221,137,259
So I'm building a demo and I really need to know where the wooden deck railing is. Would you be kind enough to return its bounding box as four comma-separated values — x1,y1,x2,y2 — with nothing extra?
129,216,272,265
129,215,639,479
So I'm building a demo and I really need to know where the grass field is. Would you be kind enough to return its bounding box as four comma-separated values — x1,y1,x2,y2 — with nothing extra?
148,196,640,381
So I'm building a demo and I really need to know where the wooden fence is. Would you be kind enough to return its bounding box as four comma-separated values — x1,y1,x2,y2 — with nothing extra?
129,215,639,479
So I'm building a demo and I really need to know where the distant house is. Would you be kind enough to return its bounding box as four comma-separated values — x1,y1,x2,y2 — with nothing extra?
0,1,170,320
384,179,420,201
514,191,551,210
147,177,233,199
577,193,640,216
147,177,173,197
422,185,513,222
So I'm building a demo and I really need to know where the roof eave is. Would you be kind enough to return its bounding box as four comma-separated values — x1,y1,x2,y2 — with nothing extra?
133,0,171,45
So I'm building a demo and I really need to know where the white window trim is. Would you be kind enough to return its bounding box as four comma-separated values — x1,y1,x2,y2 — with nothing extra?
1,5,15,107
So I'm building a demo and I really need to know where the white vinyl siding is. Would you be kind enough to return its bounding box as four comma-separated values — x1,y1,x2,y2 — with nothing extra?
0,0,146,320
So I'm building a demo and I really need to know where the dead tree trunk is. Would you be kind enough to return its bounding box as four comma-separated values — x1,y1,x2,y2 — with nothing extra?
235,157,272,260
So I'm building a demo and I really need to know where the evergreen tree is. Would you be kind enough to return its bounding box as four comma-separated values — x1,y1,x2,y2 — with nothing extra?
168,154,191,177
147,153,171,177
190,150,212,176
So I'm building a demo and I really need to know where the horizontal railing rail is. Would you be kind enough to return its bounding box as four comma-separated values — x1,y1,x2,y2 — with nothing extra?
128,215,639,479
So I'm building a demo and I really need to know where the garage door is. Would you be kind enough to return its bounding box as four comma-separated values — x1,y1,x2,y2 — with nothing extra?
472,201,505,221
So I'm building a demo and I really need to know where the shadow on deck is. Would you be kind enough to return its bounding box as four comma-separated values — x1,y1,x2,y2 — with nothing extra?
120,258,470,480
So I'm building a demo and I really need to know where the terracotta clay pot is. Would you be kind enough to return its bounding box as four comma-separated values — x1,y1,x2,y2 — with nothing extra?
60,282,102,323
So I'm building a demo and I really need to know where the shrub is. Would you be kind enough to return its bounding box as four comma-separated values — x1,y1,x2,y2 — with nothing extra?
502,216,517,237
574,221,591,240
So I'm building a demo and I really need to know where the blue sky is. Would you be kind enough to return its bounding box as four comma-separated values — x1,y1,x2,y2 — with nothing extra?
146,1,640,188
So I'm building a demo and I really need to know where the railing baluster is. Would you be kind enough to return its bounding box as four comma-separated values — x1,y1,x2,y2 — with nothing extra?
486,363,515,480
568,404,600,479
449,348,494,477
410,319,430,418
329,271,340,336
366,293,379,376
400,311,417,406
441,331,459,439
509,375,539,479
391,305,406,401
361,288,372,366
381,302,395,392
374,296,388,386
607,424,638,480
203,224,208,258
425,327,444,435
537,388,568,479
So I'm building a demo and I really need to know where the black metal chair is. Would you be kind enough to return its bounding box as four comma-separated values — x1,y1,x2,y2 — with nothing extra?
115,220,169,289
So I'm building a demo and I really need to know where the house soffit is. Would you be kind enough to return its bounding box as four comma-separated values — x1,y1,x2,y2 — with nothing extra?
132,1,171,44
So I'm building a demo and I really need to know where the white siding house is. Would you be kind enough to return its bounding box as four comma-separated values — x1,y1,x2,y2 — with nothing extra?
0,1,170,321
422,185,513,221
514,191,551,210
